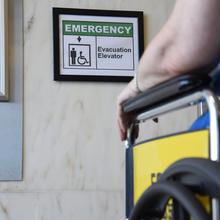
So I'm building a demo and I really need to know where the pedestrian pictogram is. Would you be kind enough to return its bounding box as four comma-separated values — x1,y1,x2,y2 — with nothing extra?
70,48,77,65
69,44,91,66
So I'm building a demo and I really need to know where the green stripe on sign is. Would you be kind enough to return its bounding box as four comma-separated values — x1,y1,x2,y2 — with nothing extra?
63,21,133,37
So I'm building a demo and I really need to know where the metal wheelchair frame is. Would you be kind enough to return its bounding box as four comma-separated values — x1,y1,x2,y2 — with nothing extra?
125,89,220,220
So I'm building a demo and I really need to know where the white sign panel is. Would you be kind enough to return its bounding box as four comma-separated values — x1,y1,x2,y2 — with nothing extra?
53,8,144,82
0,0,8,100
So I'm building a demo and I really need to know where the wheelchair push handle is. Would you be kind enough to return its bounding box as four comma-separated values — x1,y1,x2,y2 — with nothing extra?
122,73,211,114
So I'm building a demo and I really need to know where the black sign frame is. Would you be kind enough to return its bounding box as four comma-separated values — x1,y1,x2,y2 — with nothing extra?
53,8,144,82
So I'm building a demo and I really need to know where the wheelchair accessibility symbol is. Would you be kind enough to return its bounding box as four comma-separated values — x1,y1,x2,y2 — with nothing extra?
69,44,91,67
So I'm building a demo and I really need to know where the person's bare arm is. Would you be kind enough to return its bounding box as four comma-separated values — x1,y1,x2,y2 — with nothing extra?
117,0,220,141
137,0,220,90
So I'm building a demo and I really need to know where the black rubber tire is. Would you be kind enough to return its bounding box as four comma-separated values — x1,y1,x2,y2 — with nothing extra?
158,158,220,199
129,180,210,220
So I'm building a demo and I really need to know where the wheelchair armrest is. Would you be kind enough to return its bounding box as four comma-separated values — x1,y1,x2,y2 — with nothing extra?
122,73,211,114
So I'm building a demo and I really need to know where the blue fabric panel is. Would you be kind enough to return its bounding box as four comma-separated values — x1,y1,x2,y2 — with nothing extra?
190,111,210,131
190,67,220,131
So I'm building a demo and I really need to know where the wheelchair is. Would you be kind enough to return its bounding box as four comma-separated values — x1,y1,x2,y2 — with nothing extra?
123,73,220,220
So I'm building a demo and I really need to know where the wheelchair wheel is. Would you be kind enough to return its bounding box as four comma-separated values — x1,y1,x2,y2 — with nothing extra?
129,180,210,220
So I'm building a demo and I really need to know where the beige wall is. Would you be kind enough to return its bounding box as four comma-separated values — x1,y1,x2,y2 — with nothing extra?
0,0,198,219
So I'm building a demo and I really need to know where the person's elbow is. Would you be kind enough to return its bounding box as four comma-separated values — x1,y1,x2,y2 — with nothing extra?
163,39,220,77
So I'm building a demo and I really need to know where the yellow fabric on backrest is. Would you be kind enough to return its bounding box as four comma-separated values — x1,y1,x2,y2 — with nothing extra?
133,129,210,218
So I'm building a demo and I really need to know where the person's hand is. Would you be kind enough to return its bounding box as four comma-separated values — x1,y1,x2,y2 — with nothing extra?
117,79,140,141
